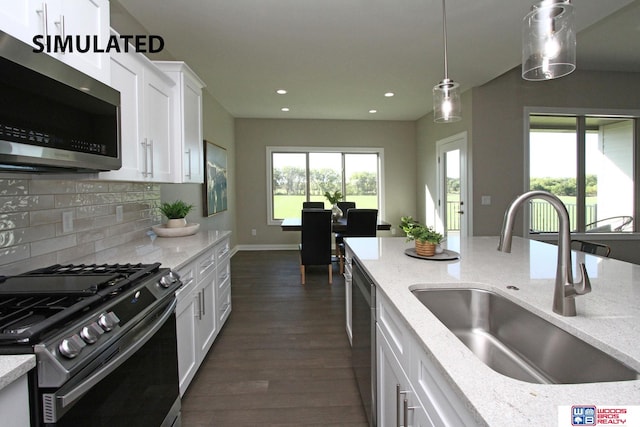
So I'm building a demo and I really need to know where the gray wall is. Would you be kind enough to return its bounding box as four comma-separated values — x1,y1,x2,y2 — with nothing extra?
234,118,416,248
161,92,237,246
471,67,640,236
415,90,473,229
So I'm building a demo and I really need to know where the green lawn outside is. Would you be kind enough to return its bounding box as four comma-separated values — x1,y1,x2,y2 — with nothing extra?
274,195,378,219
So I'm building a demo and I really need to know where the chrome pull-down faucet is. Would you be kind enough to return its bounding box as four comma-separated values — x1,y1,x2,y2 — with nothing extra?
497,190,591,316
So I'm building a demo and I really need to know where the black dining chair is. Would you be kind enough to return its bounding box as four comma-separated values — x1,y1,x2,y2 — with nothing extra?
571,239,611,257
336,201,356,216
336,208,378,274
299,209,333,285
302,201,325,209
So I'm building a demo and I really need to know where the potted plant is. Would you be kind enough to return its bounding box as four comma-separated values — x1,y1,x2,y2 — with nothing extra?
159,200,194,228
399,216,443,256
324,190,343,222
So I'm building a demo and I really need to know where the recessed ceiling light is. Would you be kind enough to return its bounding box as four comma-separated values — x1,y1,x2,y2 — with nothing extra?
369,109,377,114
281,107,290,112
276,89,287,95
384,92,395,97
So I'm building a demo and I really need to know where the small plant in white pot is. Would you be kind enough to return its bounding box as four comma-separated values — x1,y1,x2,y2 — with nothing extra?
159,200,194,228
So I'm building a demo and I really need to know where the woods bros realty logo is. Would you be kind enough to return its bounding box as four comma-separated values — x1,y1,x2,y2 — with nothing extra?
32,34,164,54
558,405,640,426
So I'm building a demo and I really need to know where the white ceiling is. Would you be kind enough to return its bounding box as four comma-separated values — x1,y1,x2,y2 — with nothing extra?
115,0,640,121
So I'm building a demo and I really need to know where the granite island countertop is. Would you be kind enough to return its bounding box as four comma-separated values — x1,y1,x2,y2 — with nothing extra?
346,235,640,426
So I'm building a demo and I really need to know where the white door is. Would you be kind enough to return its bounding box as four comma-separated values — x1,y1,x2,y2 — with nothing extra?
436,132,469,237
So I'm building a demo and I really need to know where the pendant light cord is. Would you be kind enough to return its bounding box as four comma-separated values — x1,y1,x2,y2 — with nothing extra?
441,0,449,81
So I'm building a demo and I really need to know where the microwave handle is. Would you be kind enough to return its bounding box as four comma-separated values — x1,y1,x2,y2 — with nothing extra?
42,298,177,422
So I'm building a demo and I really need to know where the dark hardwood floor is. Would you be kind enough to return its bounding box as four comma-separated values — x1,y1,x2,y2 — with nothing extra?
180,250,368,426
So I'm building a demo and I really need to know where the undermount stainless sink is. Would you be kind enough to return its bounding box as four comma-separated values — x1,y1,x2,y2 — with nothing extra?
411,288,640,384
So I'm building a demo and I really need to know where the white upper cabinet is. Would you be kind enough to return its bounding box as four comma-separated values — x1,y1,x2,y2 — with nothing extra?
154,61,206,184
100,37,175,182
0,0,110,84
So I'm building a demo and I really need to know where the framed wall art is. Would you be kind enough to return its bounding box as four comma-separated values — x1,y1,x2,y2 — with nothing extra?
203,140,228,216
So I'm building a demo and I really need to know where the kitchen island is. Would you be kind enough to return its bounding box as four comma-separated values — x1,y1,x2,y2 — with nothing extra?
346,236,640,426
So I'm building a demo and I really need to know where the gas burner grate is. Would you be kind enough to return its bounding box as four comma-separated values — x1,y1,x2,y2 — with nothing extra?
0,262,162,344
30,263,159,276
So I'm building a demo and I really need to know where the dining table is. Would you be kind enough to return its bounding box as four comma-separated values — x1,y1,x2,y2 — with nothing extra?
280,217,392,232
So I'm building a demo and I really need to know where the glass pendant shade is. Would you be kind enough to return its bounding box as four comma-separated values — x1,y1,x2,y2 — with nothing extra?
433,78,461,123
522,0,576,81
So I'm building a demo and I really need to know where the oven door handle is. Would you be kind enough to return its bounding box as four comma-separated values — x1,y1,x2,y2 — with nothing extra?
43,297,177,422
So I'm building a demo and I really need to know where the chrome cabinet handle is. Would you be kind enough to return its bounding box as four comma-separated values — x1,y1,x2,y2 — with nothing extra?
201,289,205,316
185,149,192,178
141,139,148,177
36,2,49,38
54,14,65,39
403,399,418,427
195,291,202,320
396,384,411,427
148,139,154,177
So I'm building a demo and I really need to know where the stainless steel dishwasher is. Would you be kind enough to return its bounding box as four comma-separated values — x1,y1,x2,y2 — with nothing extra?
352,258,377,426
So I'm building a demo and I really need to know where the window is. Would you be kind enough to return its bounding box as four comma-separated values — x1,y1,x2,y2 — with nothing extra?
267,147,383,224
527,112,638,233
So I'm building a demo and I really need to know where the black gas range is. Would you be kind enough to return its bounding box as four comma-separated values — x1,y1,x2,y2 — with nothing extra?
0,263,182,426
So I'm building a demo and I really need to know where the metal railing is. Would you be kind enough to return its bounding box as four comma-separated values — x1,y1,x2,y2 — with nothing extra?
445,200,597,233
529,200,597,232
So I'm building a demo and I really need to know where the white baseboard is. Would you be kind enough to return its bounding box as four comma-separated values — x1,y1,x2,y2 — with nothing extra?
235,244,298,251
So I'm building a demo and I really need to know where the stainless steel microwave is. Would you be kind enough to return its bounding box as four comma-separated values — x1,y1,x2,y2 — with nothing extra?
0,30,121,173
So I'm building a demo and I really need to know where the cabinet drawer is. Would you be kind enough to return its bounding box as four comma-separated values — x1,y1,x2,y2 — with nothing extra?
215,238,231,262
217,284,232,323
408,334,476,427
196,248,216,279
175,262,196,301
217,259,230,290
377,291,409,367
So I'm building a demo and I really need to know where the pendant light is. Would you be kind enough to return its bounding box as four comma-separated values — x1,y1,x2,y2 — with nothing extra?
522,0,576,81
433,0,461,123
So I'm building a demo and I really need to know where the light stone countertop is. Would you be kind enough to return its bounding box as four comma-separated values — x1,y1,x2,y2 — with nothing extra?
346,235,640,427
0,229,231,392
68,229,232,270
0,355,35,392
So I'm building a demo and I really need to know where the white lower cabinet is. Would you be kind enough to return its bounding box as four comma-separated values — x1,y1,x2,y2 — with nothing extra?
175,264,198,395
377,291,476,427
175,236,231,396
378,325,433,427
0,374,30,427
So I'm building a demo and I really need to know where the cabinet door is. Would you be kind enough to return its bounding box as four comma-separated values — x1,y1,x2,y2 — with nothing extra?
56,0,110,83
196,267,217,357
175,263,198,396
100,52,145,181
378,326,434,427
182,75,203,183
176,285,198,396
0,1,38,43
143,67,173,182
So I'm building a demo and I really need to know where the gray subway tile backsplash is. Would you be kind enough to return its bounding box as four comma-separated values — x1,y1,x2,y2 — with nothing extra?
0,178,161,275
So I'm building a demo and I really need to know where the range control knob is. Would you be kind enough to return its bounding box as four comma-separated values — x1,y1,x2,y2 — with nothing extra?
58,334,87,359
97,312,120,332
159,270,180,288
80,322,104,344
